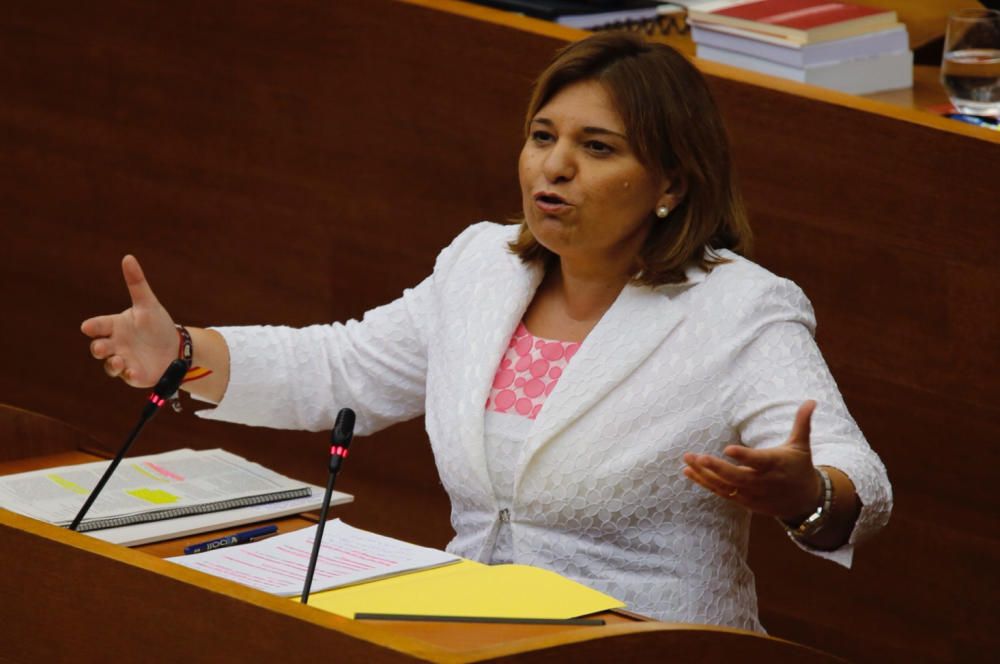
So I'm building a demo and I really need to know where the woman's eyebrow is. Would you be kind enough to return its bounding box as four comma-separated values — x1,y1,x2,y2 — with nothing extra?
581,126,626,140
530,117,626,139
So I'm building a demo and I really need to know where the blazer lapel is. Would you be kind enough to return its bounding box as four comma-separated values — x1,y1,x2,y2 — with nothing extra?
449,251,544,497
519,265,708,478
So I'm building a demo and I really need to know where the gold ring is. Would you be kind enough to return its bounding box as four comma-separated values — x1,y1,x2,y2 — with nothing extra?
728,488,738,497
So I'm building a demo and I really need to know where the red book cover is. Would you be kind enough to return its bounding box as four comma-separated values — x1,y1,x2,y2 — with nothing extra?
712,1,888,30
690,0,899,43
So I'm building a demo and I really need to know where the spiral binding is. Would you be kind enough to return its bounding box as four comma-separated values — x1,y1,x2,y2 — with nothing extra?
589,12,688,36
75,487,312,532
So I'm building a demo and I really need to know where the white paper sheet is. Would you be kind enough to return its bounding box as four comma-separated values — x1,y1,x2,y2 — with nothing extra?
0,448,310,528
167,519,459,597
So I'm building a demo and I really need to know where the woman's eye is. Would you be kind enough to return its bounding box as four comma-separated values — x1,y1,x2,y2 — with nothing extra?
585,140,613,155
531,130,554,144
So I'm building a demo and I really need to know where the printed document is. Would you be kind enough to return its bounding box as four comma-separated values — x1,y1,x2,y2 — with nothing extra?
168,519,459,596
0,448,311,530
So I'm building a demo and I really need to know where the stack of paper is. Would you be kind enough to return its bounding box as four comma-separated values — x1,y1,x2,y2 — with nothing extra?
688,0,913,94
170,519,626,620
169,520,461,597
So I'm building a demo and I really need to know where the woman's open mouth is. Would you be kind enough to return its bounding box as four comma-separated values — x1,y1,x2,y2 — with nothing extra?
533,192,571,214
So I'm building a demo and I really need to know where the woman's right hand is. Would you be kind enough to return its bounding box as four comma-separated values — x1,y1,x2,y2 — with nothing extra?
81,255,179,389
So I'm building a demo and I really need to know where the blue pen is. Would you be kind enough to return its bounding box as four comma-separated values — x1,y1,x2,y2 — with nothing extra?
945,113,1000,132
183,524,278,555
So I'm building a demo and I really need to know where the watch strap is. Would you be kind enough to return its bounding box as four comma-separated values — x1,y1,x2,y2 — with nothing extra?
780,467,833,541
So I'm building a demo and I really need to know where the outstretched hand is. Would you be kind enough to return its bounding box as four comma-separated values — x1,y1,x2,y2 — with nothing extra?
81,255,178,388
683,400,822,521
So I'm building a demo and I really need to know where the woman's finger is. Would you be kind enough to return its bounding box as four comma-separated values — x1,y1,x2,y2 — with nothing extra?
103,355,125,378
688,453,756,487
723,444,780,473
81,315,115,339
723,444,759,464
787,400,816,451
90,339,111,360
696,464,738,493
122,255,160,310
683,466,722,494
684,464,735,497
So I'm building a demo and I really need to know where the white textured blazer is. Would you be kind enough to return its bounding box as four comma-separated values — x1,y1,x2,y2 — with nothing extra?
201,222,891,631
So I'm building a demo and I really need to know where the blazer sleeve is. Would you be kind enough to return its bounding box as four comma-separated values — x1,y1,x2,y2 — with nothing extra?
195,222,490,435
722,276,892,567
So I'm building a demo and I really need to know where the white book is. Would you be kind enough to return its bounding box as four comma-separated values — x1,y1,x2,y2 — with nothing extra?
692,23,909,67
696,44,913,94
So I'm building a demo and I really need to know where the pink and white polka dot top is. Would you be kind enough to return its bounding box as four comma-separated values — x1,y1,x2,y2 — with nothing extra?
482,320,578,563
486,322,579,420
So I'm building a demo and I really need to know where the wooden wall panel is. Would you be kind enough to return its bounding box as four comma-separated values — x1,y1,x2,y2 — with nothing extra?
1,0,559,549
1,1,997,662
705,58,1000,664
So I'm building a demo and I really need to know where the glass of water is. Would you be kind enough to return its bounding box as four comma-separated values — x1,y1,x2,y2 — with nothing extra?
941,9,1000,117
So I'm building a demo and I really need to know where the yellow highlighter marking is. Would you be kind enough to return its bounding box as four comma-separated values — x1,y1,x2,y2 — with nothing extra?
127,488,180,504
46,474,89,495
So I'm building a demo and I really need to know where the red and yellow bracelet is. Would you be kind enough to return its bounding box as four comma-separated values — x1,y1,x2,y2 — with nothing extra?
175,325,214,384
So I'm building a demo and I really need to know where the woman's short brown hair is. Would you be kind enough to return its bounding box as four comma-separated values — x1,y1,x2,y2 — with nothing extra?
509,33,751,286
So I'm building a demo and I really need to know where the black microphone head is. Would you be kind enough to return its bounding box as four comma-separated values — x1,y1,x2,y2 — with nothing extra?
153,359,189,399
331,408,356,447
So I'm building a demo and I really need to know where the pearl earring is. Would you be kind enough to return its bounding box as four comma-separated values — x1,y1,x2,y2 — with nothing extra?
655,205,670,218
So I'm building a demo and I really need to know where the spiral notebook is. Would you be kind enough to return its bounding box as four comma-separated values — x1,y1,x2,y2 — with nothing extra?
0,448,321,533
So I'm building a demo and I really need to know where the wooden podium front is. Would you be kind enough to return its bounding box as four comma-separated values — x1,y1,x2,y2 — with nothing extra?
0,423,841,663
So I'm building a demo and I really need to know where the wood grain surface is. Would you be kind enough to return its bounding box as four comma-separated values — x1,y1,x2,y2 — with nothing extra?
0,500,841,663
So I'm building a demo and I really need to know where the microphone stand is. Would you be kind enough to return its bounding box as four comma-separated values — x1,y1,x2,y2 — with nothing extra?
68,359,188,532
301,408,355,604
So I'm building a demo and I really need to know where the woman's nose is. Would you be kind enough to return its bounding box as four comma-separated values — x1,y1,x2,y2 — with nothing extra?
541,141,575,182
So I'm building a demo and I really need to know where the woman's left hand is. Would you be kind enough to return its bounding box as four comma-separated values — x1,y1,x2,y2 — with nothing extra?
682,400,821,521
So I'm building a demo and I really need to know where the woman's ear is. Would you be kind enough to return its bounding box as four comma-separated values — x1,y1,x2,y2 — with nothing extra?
657,173,687,212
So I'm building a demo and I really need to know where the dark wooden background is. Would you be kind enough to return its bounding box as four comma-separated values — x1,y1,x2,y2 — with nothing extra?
2,1,997,661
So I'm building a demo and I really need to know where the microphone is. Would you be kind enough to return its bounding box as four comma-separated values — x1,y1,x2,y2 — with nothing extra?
68,359,188,531
328,407,355,475
301,407,356,604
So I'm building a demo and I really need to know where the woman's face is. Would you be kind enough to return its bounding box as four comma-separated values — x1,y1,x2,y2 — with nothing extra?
518,79,674,271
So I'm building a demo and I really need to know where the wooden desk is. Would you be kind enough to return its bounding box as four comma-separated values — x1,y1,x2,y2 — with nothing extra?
0,451,840,662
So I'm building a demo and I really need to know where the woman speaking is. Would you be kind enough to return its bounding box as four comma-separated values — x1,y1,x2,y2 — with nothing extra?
82,33,891,632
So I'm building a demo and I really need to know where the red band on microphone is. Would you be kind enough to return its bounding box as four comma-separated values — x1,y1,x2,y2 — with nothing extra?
149,394,166,408
330,446,349,459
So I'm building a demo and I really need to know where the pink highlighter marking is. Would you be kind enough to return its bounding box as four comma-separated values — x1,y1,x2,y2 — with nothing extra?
144,462,184,481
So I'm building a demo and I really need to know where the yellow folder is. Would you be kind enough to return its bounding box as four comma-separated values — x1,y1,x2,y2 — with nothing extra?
302,559,625,620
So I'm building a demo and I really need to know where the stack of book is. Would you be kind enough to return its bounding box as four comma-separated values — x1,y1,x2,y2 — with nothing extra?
687,0,913,95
